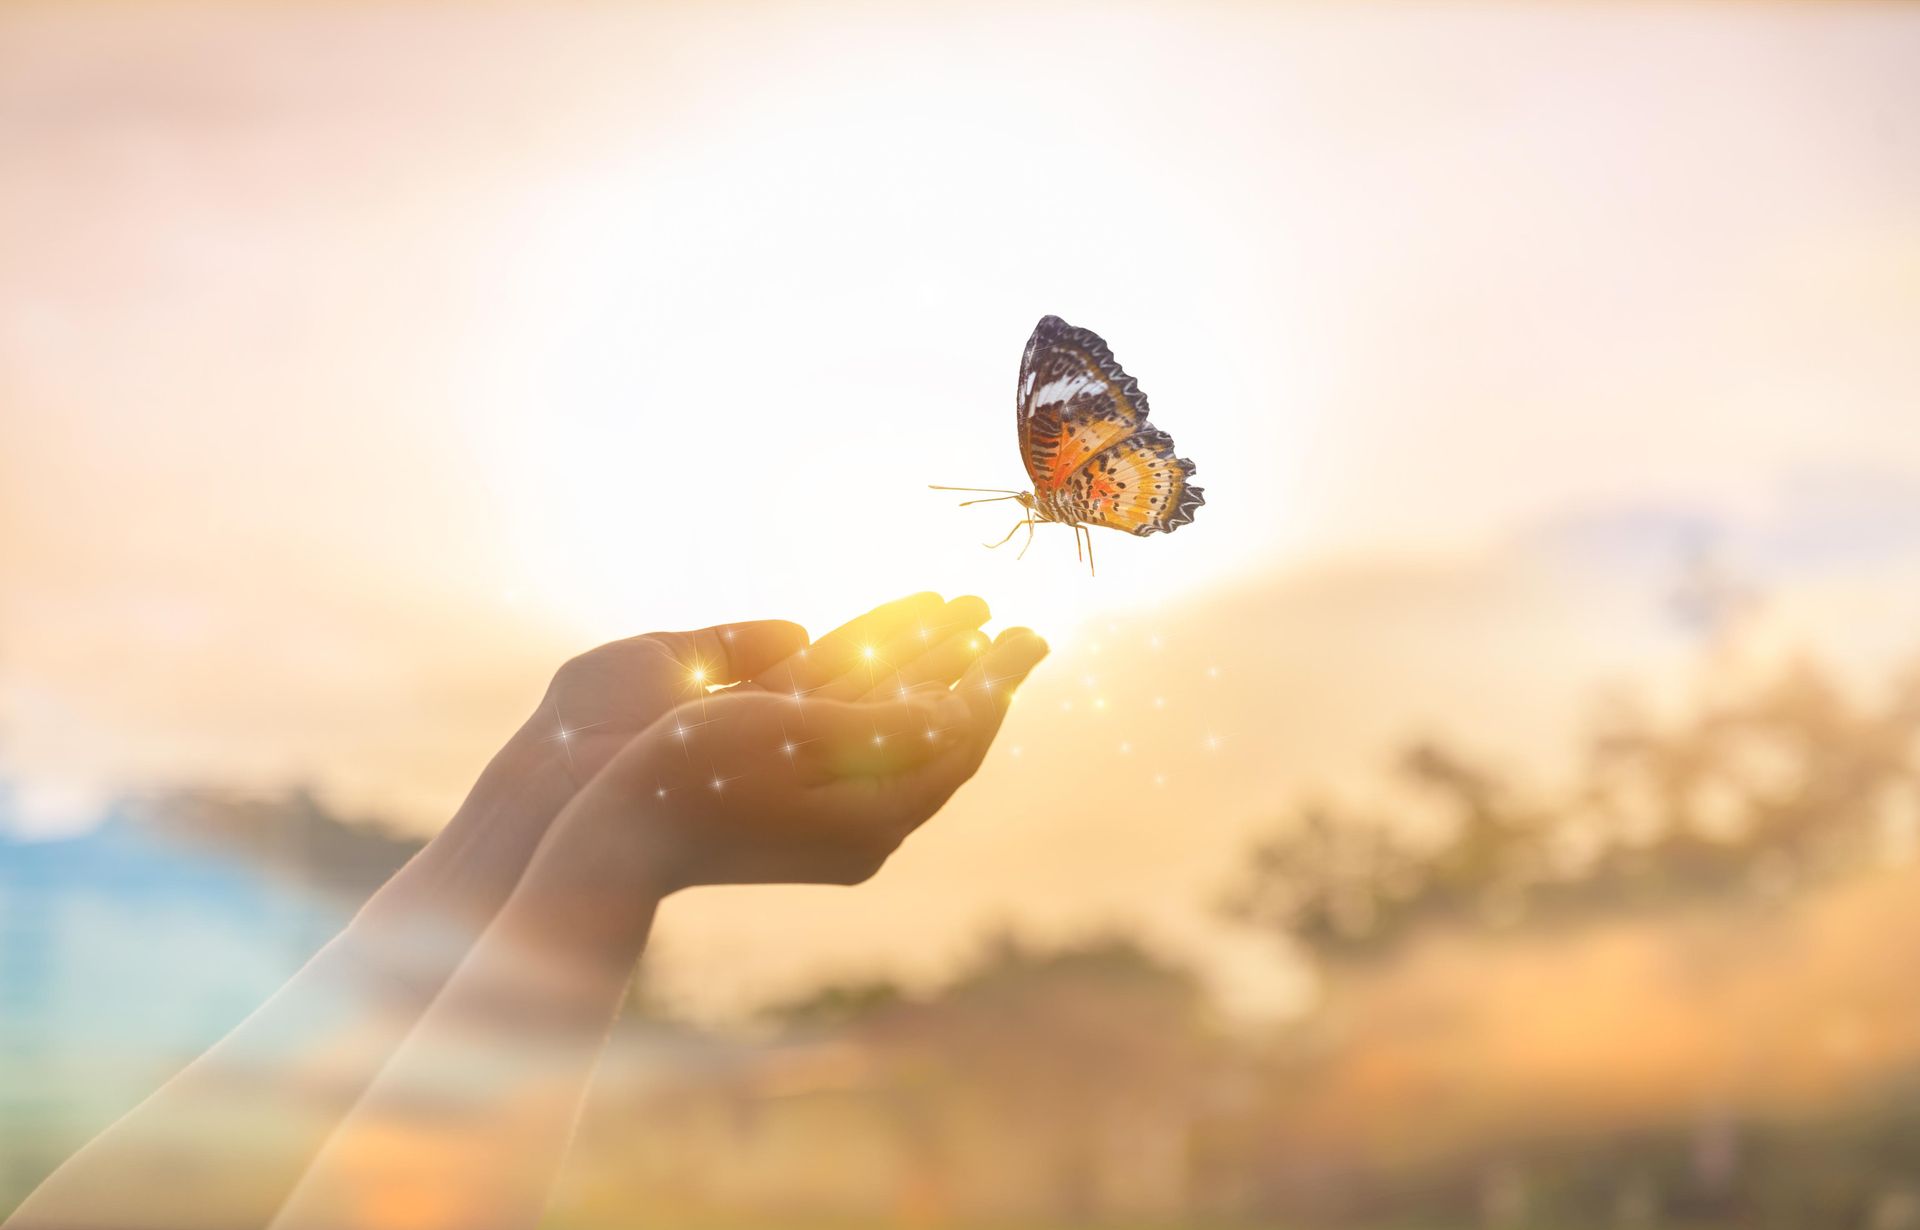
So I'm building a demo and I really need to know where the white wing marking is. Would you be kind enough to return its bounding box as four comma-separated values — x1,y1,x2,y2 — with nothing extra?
1030,372,1102,409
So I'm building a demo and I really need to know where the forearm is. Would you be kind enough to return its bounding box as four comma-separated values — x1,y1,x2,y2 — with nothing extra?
267,790,662,1230
5,596,1023,1230
4,730,577,1230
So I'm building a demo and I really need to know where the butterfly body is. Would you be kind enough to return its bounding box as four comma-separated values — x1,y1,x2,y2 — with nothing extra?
934,315,1203,575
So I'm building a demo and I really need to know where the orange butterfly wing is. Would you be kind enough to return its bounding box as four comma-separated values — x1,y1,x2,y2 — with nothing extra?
1016,316,1148,496
1015,316,1204,536
1058,426,1205,536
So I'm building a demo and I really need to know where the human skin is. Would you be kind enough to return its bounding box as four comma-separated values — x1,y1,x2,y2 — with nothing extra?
5,592,1045,1230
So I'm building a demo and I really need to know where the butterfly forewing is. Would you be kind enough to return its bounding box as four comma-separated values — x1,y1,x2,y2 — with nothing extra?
1016,315,1151,495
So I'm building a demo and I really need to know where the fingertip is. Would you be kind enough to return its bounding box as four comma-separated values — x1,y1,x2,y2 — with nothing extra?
981,628,1049,702
769,619,810,651
860,591,944,637
994,626,1049,659
943,594,991,629
725,618,812,675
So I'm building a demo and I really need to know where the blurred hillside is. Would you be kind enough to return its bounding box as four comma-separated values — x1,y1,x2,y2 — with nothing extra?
554,648,1920,1228
10,638,1920,1226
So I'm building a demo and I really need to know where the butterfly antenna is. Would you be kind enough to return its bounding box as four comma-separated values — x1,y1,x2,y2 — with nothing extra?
930,485,1024,495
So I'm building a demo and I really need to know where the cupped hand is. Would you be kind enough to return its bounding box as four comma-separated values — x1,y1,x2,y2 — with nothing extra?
528,591,992,789
574,625,1049,892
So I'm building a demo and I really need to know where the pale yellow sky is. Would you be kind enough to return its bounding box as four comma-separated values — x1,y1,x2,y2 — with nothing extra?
4,1,1919,1014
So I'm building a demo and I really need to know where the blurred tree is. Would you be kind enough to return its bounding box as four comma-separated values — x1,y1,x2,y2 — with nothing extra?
757,976,910,1032
1224,651,1920,965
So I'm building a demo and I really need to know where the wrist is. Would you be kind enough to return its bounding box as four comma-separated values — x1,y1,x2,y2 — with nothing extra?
498,788,673,970
547,773,685,898
376,732,580,930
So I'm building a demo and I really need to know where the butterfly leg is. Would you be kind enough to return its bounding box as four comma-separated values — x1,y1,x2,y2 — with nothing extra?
1015,513,1038,560
1083,525,1096,578
984,517,1027,550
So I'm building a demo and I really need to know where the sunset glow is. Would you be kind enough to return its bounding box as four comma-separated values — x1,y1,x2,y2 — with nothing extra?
3,0,1920,1021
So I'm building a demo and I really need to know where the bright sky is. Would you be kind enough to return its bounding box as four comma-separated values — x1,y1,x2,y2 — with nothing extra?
4,2,1919,1014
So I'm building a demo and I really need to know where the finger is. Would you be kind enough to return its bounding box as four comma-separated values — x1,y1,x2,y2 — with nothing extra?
855,624,991,702
823,595,991,702
790,692,973,782
750,592,944,697
857,630,989,702
649,620,810,687
952,627,1050,769
853,632,1041,826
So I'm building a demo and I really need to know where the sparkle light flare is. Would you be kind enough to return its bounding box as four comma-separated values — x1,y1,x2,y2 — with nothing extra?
540,717,610,747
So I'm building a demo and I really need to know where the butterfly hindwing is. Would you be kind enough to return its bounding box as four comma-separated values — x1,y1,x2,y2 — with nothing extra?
1016,315,1150,496
1060,426,1206,536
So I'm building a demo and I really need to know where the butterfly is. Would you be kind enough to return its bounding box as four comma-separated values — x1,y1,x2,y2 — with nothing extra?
933,315,1204,576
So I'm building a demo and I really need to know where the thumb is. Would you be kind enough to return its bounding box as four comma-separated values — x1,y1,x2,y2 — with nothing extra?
652,620,811,686
953,627,1050,770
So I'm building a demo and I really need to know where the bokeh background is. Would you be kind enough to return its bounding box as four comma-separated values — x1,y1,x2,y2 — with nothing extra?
5,2,1920,1226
